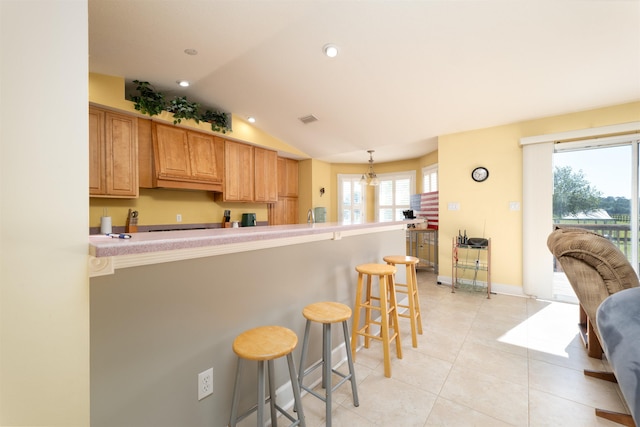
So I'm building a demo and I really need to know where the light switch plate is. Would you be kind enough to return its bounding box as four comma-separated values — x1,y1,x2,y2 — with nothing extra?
509,201,521,211
448,202,460,211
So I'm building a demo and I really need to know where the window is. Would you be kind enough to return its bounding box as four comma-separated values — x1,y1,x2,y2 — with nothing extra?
338,174,366,224
376,171,416,221
422,165,438,193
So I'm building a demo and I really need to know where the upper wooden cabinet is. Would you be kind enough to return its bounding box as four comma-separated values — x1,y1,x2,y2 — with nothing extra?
222,140,254,202
221,141,278,203
89,106,139,198
254,147,278,203
152,122,224,192
277,157,299,198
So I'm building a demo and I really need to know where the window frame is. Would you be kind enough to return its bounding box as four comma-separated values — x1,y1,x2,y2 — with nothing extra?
337,174,367,224
375,170,416,222
422,164,438,193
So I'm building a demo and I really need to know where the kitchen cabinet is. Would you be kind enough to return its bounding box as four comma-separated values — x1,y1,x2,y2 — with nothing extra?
269,196,299,225
222,140,254,202
254,147,278,203
269,156,299,224
220,141,278,202
152,122,224,192
277,157,299,197
89,106,139,198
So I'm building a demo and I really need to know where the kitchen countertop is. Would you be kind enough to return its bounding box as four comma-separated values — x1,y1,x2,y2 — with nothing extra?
88,220,424,277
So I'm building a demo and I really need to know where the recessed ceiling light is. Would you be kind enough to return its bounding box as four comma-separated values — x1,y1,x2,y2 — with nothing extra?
184,48,198,56
323,44,339,58
247,116,256,123
177,80,190,87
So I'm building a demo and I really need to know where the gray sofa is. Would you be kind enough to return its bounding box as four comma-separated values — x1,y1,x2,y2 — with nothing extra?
596,287,640,427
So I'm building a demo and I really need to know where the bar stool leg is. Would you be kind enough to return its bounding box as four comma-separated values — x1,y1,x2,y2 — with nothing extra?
267,360,278,427
299,320,311,386
404,264,418,347
286,353,306,427
388,274,403,360
379,275,392,378
324,323,332,425
351,274,363,361
257,360,266,427
342,320,359,406
364,274,373,348
229,358,242,427
410,263,423,335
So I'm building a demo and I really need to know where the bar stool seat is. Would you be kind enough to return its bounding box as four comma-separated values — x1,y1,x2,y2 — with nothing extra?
351,263,402,378
299,302,359,427
229,325,306,427
383,255,423,348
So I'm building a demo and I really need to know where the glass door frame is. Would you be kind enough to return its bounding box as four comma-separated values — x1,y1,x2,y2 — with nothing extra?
553,137,639,273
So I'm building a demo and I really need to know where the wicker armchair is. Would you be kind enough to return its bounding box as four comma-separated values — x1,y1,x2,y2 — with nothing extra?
546,226,639,358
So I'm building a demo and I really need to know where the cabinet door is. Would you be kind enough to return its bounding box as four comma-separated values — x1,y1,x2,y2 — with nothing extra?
268,197,298,225
105,111,138,197
277,157,298,198
224,141,254,201
284,197,299,224
89,107,105,195
154,124,191,180
285,159,298,197
188,132,223,183
254,147,278,203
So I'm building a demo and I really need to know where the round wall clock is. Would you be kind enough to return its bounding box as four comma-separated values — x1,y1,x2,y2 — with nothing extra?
472,166,489,182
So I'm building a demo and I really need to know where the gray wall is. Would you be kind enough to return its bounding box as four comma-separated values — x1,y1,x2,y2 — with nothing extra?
90,229,406,427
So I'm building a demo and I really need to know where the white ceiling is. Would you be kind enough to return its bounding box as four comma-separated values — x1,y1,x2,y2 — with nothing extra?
89,0,640,164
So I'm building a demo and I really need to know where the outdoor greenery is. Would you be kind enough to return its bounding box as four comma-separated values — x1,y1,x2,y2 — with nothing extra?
553,165,602,218
129,80,231,133
600,196,631,216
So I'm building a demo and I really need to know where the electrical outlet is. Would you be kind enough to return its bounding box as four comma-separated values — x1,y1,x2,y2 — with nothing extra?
198,368,213,400
176,214,182,222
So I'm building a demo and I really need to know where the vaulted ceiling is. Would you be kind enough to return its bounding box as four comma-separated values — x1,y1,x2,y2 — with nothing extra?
89,0,640,163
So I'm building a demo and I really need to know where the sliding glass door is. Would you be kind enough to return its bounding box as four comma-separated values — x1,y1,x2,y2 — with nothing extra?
552,141,636,302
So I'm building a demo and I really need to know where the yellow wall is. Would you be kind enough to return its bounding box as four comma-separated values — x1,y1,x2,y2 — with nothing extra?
91,189,269,228
439,101,640,292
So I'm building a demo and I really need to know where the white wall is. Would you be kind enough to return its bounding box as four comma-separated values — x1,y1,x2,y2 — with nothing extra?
0,1,90,425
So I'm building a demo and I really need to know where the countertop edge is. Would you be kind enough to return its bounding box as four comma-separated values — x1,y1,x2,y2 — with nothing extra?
88,221,421,277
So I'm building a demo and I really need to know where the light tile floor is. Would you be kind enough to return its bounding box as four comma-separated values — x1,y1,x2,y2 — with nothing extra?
297,270,628,427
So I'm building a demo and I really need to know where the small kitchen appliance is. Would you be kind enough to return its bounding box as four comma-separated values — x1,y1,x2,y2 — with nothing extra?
241,213,256,227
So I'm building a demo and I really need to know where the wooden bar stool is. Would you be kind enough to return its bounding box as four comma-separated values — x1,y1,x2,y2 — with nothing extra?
383,255,423,348
351,263,402,378
298,302,359,427
229,325,306,427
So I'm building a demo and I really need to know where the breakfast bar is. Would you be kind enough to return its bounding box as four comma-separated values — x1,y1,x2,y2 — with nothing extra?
88,220,417,427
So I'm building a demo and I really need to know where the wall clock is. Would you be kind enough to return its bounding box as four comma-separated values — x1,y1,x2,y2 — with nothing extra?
472,166,489,182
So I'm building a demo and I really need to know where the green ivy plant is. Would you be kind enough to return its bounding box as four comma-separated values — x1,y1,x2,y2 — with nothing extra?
130,80,166,116
166,96,200,125
129,80,232,133
201,110,231,134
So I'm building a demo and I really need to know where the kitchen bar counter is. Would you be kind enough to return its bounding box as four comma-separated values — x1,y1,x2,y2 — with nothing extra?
88,220,422,277
89,219,414,426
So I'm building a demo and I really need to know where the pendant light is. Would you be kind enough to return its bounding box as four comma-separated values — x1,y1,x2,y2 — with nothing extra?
360,150,379,186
